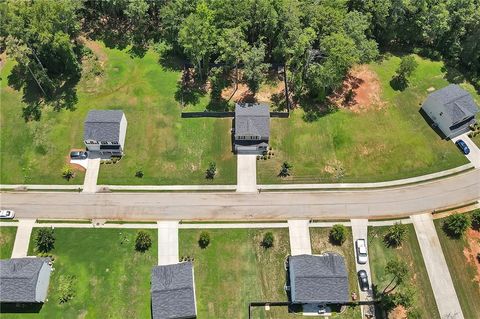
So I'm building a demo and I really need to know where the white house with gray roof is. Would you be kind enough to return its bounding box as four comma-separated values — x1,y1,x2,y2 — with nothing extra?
287,254,349,305
0,258,52,303
421,84,479,139
151,262,197,319
234,103,270,155
84,110,127,157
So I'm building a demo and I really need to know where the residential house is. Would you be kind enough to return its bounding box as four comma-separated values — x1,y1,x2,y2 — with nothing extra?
84,110,127,157
234,103,270,154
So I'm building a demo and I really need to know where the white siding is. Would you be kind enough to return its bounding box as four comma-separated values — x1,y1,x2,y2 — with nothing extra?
118,114,127,151
35,263,52,302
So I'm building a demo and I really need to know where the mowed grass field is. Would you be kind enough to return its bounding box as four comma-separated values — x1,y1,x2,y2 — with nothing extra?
434,213,480,319
258,55,475,183
0,228,157,318
368,225,440,319
179,228,295,319
0,226,17,259
0,42,236,185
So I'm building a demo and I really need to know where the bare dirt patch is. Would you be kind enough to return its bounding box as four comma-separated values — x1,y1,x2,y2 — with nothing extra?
463,229,480,284
388,305,407,319
330,65,385,113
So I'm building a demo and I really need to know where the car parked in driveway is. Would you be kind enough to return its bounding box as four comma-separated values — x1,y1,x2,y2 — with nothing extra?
358,270,369,291
0,210,15,219
356,239,368,264
455,140,470,155
70,151,88,159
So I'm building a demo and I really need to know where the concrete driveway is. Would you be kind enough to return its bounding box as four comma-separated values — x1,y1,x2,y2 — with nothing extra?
11,219,36,258
157,221,179,265
236,154,257,193
288,220,312,255
451,133,480,168
82,157,100,193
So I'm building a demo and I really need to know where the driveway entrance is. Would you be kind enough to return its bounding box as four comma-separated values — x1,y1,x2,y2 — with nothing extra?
236,154,257,193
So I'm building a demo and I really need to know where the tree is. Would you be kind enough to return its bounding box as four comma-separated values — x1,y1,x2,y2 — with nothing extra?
198,231,210,248
392,55,418,90
62,165,75,181
242,42,269,95
383,259,409,294
329,224,347,245
384,222,408,247
36,228,55,253
471,210,480,230
278,161,293,177
135,231,152,252
262,232,274,248
58,274,76,303
205,162,217,179
443,213,470,238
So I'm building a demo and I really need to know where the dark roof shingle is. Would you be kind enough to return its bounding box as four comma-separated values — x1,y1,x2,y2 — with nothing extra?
235,103,270,138
84,110,124,142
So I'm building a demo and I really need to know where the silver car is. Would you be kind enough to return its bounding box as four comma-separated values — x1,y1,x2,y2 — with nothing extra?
356,239,368,264
0,210,15,219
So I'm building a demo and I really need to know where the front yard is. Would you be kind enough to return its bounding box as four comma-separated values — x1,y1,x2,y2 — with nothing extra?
0,226,17,259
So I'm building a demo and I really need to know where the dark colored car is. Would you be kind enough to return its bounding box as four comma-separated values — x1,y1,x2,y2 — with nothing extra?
358,270,369,291
455,140,470,155
70,151,88,159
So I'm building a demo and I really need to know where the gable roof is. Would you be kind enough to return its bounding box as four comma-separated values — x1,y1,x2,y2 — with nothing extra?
235,103,270,138
151,262,196,319
0,258,51,303
84,110,124,142
288,254,349,304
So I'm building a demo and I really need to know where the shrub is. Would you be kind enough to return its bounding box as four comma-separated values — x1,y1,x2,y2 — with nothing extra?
58,274,76,303
278,161,292,177
262,232,274,248
135,170,144,178
443,214,470,238
135,231,152,252
471,210,480,230
329,224,347,245
198,231,210,248
62,165,75,181
205,162,217,179
36,228,55,253
384,222,408,247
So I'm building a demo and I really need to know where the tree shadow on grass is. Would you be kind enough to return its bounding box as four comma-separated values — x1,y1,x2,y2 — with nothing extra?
300,96,338,123
389,75,408,91
174,68,208,108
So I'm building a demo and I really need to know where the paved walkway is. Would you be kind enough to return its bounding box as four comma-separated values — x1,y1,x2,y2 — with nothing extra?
411,214,464,319
82,158,100,193
11,219,36,258
157,221,179,266
236,154,257,193
288,220,311,255
452,134,480,168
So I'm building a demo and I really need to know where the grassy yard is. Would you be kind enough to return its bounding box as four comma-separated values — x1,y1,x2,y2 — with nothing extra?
0,42,235,185
368,225,440,319
179,228,296,319
434,213,480,319
0,226,17,259
0,228,157,318
258,55,475,184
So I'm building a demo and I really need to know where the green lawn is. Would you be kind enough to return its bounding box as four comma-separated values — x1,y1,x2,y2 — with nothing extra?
0,228,157,318
179,228,295,319
368,225,440,318
0,227,17,259
434,213,480,319
0,42,236,185
258,55,475,183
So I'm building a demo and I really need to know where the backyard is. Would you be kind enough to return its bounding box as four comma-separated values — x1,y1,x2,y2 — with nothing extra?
0,228,157,318
0,226,17,259
368,225,440,319
434,212,480,319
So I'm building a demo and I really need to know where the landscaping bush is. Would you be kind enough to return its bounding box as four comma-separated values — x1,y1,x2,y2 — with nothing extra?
443,214,470,238
278,161,292,177
261,232,274,248
58,274,76,303
329,224,347,245
36,228,55,253
135,169,144,178
384,222,408,247
471,210,480,230
205,162,217,179
61,165,75,181
198,231,210,248
135,231,152,252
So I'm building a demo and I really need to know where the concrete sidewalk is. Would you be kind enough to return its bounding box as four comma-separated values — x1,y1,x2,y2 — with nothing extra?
236,154,257,193
82,158,100,193
288,220,312,255
157,221,179,266
11,219,36,258
411,214,464,319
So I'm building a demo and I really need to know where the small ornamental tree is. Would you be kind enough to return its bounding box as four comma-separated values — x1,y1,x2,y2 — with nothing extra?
262,232,274,248
205,162,217,179
135,231,152,252
36,228,55,253
384,222,408,247
383,259,409,294
198,231,210,248
391,55,418,90
62,165,75,181
443,213,470,238
278,162,292,177
58,274,76,303
471,210,480,230
329,224,347,245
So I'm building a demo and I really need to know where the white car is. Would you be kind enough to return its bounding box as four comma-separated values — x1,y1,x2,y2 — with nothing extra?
0,210,15,219
356,239,368,264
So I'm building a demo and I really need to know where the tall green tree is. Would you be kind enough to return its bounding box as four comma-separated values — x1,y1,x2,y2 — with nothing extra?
242,42,270,94
383,259,409,294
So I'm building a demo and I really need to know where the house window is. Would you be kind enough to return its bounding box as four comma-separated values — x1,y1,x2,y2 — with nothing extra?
101,141,109,145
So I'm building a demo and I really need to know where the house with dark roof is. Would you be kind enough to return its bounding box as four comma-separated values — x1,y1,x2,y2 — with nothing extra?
421,84,479,139
0,258,52,303
151,262,197,319
84,110,127,157
234,103,270,154
287,254,349,305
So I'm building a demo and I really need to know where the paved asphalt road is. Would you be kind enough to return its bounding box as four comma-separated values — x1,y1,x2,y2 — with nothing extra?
1,169,479,220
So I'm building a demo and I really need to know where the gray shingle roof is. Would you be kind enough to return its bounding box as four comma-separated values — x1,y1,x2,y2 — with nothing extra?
84,110,124,142
289,254,349,304
235,103,270,139
0,258,50,303
151,262,196,319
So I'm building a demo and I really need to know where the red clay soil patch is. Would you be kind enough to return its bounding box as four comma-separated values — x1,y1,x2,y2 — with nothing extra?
388,305,407,319
221,73,285,104
463,229,480,284
330,65,385,113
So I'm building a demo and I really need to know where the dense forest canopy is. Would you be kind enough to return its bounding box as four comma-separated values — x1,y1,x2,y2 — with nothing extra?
1,0,479,119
